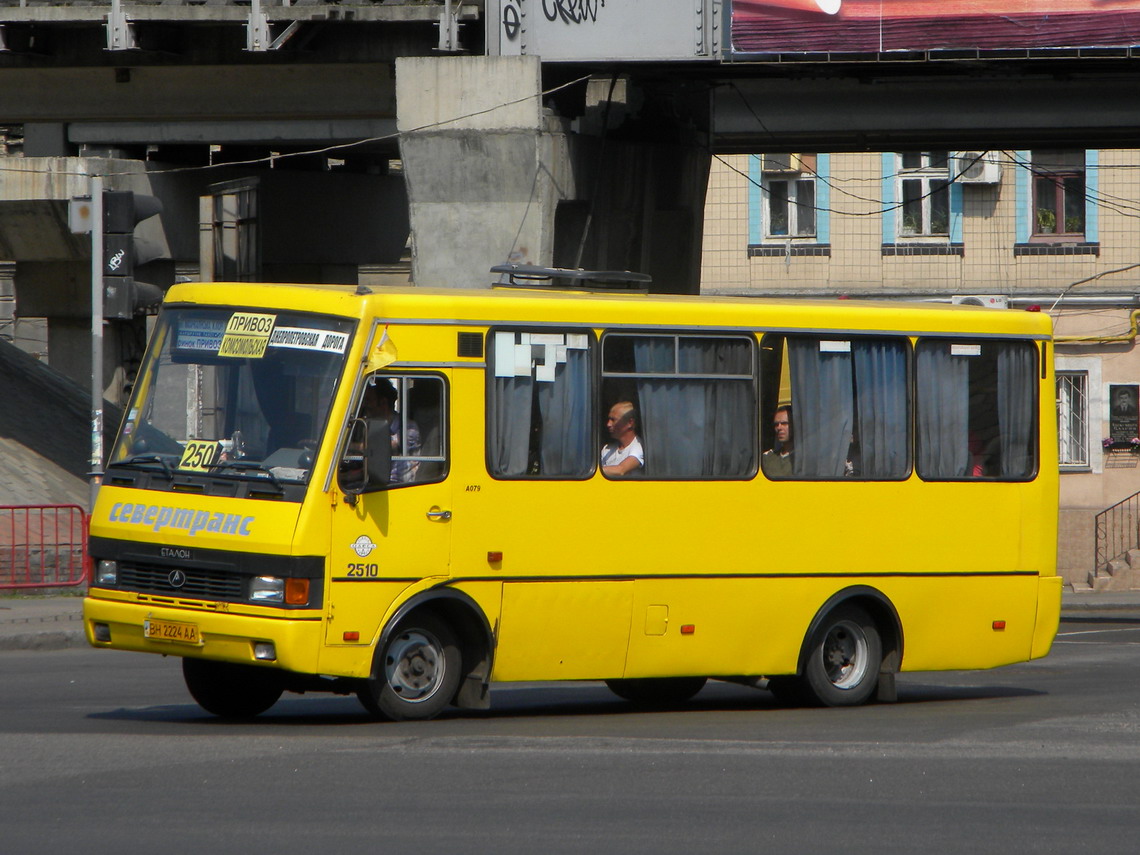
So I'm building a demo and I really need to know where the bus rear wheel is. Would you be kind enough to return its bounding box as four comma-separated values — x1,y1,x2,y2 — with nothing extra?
357,613,460,721
802,604,882,707
605,677,708,706
182,658,284,718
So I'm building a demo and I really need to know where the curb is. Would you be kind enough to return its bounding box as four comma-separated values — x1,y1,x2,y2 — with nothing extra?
0,629,86,652
0,607,86,652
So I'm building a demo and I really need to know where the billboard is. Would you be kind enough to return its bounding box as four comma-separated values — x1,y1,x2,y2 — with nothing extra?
731,0,1140,56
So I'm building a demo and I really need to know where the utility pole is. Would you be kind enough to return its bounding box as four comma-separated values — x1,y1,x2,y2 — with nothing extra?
89,175,105,510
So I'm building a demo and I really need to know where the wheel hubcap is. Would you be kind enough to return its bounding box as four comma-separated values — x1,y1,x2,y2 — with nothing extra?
822,619,869,689
385,630,445,702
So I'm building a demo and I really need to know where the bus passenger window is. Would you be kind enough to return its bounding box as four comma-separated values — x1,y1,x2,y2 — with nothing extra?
759,334,910,480
488,330,594,478
601,334,756,479
916,339,1036,480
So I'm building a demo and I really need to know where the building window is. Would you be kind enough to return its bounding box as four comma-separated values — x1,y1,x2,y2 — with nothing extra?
897,152,950,238
1032,150,1085,239
1057,371,1090,469
761,154,817,239
209,179,260,282
749,153,830,255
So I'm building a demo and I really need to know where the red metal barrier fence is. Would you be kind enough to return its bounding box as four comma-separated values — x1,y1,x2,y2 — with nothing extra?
0,505,89,590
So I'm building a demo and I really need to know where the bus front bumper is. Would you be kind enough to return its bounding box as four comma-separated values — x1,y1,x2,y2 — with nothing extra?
84,593,325,674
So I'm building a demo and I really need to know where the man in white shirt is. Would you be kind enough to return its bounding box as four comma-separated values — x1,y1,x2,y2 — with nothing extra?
600,401,644,477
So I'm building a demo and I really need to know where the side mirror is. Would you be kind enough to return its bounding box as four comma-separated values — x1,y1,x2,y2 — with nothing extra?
337,417,392,496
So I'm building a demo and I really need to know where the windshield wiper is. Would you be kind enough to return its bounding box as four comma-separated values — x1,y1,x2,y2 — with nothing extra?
112,454,175,480
213,460,284,490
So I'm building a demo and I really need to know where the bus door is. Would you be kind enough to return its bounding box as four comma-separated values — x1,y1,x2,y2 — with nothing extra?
327,371,452,647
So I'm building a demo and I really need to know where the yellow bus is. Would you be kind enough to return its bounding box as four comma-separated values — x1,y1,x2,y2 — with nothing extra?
83,268,1061,719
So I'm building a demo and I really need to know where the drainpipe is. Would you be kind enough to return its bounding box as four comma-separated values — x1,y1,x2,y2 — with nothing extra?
1054,309,1140,345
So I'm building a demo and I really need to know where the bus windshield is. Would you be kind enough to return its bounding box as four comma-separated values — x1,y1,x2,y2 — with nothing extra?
110,306,356,488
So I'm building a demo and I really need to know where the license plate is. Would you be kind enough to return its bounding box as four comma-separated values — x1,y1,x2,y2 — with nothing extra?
144,619,201,645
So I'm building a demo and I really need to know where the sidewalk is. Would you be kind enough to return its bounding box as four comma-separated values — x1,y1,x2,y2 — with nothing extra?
4,589,1140,653
0,594,85,651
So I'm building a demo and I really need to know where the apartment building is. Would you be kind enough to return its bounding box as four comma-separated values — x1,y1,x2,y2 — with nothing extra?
701,149,1140,589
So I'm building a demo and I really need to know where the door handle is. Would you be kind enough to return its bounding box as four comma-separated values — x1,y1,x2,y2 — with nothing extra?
426,508,452,521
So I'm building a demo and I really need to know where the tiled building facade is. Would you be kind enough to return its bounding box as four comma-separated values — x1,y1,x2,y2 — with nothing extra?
701,149,1140,589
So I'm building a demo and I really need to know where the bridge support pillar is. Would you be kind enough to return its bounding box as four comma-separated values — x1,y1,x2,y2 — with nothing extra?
396,56,709,293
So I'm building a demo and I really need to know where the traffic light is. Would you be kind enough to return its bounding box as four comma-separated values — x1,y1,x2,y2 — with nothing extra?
102,190,164,320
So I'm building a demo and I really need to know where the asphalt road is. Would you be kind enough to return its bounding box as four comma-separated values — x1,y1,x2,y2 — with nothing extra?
2,614,1139,855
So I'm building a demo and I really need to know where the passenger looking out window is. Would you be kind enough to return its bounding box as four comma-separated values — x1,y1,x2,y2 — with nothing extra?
601,402,644,477
761,405,794,477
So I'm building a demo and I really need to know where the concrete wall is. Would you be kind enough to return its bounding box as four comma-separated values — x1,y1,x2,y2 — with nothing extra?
397,55,558,287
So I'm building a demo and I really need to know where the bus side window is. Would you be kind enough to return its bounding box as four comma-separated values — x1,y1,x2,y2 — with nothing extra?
916,339,1036,480
487,330,595,479
601,333,756,480
759,333,910,480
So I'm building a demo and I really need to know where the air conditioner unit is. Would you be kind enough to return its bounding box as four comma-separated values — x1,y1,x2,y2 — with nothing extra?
952,295,1009,309
953,151,1002,184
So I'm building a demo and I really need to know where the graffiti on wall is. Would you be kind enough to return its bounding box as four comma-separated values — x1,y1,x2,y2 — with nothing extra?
501,0,609,44
543,0,606,25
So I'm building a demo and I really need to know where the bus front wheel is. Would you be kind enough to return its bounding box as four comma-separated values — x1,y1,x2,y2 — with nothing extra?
182,658,284,718
802,604,882,707
357,613,460,721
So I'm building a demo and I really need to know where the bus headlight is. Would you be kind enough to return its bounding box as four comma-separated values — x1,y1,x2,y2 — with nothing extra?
249,576,284,603
95,560,119,586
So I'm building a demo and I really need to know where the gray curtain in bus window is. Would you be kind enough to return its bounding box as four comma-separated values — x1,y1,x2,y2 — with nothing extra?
536,348,593,476
852,340,908,477
916,344,969,477
678,339,755,477
633,338,688,477
788,339,853,478
997,344,1035,477
489,376,532,476
635,377,700,477
633,338,755,478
